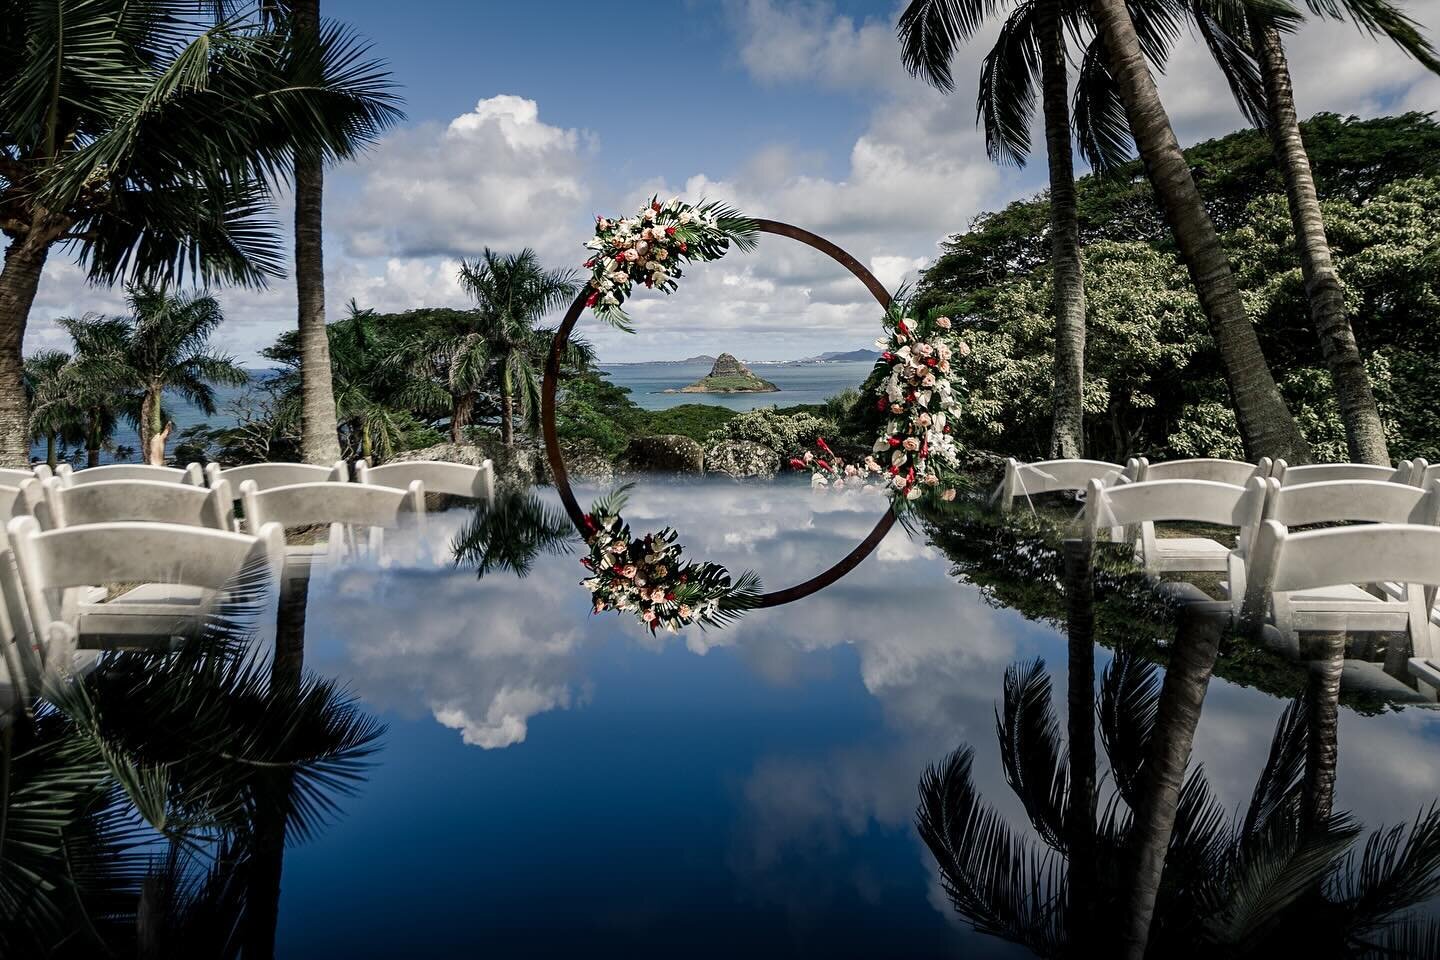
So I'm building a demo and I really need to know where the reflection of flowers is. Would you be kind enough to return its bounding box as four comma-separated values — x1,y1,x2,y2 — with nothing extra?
582,196,757,329
579,486,761,632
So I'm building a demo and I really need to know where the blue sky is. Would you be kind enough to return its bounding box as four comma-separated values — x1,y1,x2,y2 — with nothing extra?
24,0,1440,363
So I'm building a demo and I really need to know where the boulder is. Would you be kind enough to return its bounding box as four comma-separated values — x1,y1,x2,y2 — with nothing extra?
705,440,779,479
622,434,704,474
548,439,617,485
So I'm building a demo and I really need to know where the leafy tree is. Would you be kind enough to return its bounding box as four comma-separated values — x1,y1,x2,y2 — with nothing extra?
0,0,401,466
23,348,81,468
454,249,585,447
61,285,249,465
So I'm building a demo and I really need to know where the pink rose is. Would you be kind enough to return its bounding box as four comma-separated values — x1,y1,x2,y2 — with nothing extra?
957,341,971,357
935,316,952,329
902,437,920,452
941,488,957,501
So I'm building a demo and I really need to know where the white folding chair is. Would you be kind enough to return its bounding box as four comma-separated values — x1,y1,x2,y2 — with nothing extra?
1409,458,1435,489
0,467,41,486
239,479,425,575
6,516,285,666
1234,479,1440,642
1134,457,1271,486
205,460,349,499
354,459,494,503
1240,521,1440,688
55,462,204,487
998,458,1138,513
1271,459,1414,487
40,477,234,532
1083,477,1265,577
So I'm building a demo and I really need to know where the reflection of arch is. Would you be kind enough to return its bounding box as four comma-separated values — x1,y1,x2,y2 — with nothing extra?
541,219,896,609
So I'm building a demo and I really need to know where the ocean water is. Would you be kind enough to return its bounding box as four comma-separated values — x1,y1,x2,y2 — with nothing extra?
600,360,875,411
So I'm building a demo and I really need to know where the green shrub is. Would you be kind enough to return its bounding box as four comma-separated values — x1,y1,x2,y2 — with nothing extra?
707,407,835,455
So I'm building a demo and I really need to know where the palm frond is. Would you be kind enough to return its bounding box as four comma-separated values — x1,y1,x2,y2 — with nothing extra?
996,658,1069,852
976,1,1041,166
1328,803,1440,934
898,0,1000,93
451,491,578,578
1098,648,1160,809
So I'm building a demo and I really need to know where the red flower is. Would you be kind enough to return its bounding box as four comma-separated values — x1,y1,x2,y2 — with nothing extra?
645,278,654,288
943,426,952,434
925,357,937,367
877,398,888,411
789,458,806,469
583,513,597,530
887,436,901,448
816,458,831,471
816,437,832,455
897,319,909,335
615,257,626,267
585,291,599,307
881,351,895,362
652,200,662,212
583,258,595,268
665,591,676,601
679,241,688,253
665,226,677,236
889,465,899,475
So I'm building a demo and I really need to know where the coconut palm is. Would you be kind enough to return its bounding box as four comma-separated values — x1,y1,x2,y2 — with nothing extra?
1085,0,1313,464
455,250,586,447
0,0,402,467
54,317,130,467
61,285,249,465
1209,5,1440,464
23,349,82,468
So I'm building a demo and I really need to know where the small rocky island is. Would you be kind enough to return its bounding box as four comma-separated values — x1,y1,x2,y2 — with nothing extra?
668,353,780,394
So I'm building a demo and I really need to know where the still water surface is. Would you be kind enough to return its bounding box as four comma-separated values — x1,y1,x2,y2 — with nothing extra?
275,480,1440,957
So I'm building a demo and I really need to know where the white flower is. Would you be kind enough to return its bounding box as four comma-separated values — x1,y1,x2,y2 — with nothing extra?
935,315,952,329
642,207,657,221
906,486,923,501
602,292,619,306
957,340,971,357
811,474,829,489
679,210,694,224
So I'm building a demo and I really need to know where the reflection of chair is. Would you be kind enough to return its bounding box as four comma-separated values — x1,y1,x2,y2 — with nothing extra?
1134,456,1271,486
998,458,1138,512
6,516,285,666
1234,480,1440,645
205,460,349,499
55,462,204,487
40,477,234,531
239,480,426,574
354,459,494,502
1238,521,1440,691
1083,477,1265,576
1271,459,1413,487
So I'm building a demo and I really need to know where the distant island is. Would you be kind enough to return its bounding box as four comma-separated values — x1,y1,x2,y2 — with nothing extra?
604,349,878,367
665,353,780,394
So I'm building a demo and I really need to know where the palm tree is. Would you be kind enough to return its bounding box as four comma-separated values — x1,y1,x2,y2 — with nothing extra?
55,316,129,467
0,1,402,468
1085,0,1313,464
455,250,584,447
23,349,81,468
62,284,250,466
900,0,1089,459
451,490,577,578
1218,7,1440,464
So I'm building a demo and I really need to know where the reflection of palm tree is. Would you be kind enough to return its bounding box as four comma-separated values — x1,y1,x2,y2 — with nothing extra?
918,648,1440,956
451,490,577,578
0,566,383,955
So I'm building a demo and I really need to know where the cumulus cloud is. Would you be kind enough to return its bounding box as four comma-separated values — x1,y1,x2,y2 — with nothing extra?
342,94,594,262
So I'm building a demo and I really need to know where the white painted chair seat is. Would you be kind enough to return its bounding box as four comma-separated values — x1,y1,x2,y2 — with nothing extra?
205,460,348,498
1150,536,1232,570
355,459,494,502
40,477,233,531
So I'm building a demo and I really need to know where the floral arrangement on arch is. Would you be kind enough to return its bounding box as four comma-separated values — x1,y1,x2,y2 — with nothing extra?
791,297,969,507
579,486,762,633
582,196,757,328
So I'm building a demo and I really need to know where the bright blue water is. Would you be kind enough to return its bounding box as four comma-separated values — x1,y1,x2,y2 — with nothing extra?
600,360,874,411
275,480,1440,957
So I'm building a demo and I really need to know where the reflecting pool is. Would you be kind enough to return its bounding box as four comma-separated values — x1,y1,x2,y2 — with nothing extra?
273,480,1440,957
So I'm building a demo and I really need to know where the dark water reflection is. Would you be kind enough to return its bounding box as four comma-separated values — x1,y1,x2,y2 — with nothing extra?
276,479,1440,957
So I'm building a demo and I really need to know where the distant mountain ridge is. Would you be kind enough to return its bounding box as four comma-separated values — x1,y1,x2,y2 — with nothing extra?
604,349,877,366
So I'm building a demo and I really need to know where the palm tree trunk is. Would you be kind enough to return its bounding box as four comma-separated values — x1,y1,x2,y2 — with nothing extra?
1040,0,1086,460
1062,539,1097,948
451,392,473,444
1087,0,1311,464
1120,607,1224,960
500,360,515,447
294,0,343,467
45,432,55,469
0,240,49,468
1251,24,1389,465
87,411,101,468
1302,631,1344,830
140,388,161,464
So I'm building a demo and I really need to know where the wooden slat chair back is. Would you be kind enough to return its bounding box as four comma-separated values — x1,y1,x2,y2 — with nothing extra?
998,458,1137,513
1135,456,1272,486
1271,459,1413,487
1084,477,1264,576
41,477,234,532
5,516,285,671
354,459,494,503
205,460,349,498
55,462,204,487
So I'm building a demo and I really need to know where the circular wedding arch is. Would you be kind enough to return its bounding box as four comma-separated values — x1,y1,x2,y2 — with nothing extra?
541,218,898,609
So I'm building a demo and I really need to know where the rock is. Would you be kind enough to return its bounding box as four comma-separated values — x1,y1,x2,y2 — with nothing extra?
552,439,616,485
678,353,779,393
622,434,704,474
705,440,779,479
